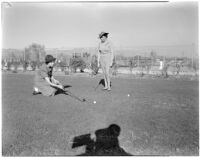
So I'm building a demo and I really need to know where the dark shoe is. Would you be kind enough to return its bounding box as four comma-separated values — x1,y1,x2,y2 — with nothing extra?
32,91,41,95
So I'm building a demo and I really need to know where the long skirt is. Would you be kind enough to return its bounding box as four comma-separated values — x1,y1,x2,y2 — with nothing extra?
100,53,111,75
34,78,56,96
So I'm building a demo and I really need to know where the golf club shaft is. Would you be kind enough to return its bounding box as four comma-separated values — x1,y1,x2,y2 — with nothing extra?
63,89,84,102
94,84,99,91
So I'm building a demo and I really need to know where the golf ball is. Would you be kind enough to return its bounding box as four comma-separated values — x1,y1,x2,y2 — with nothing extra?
127,94,130,97
93,101,96,104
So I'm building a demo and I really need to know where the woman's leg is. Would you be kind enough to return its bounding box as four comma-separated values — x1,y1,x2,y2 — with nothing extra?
102,66,108,89
44,87,57,96
106,67,111,90
107,75,111,90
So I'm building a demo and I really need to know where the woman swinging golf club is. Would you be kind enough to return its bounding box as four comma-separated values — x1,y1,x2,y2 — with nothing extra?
97,32,114,91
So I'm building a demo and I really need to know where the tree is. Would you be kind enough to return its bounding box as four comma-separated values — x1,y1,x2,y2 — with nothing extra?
2,60,5,67
25,43,46,69
112,56,118,76
128,57,136,73
150,50,157,65
11,52,17,62
90,55,99,75
175,62,181,75
70,57,86,73
57,53,66,63
128,59,134,73
162,62,169,78
83,52,90,58
25,43,46,62
24,47,31,62
57,53,67,71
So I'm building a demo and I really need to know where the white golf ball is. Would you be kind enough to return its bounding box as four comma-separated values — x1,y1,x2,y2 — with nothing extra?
127,94,130,97
93,101,96,104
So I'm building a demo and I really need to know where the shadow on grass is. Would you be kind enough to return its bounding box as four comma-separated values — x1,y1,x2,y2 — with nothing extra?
95,79,112,90
63,85,72,89
72,124,131,156
54,85,72,96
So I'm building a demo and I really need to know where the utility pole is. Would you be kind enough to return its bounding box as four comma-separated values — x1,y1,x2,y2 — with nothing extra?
24,50,25,62
38,48,40,62
192,54,194,70
144,52,147,69
175,56,176,65
192,43,194,70
56,49,58,59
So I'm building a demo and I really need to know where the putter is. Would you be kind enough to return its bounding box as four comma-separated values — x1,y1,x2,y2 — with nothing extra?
94,79,103,91
94,84,100,91
65,90,86,102
58,86,86,102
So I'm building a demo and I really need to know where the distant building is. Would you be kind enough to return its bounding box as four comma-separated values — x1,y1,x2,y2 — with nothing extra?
72,52,82,58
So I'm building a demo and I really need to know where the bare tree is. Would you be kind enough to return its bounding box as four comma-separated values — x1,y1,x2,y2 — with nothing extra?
25,43,46,70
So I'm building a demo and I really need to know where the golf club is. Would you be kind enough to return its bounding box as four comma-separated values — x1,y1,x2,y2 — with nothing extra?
94,84,100,91
57,86,86,102
65,90,86,102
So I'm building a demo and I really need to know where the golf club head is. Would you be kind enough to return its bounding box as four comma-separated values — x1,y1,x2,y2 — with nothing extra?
81,98,85,102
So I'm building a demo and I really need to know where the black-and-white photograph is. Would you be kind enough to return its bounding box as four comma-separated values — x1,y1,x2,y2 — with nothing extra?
1,1,199,156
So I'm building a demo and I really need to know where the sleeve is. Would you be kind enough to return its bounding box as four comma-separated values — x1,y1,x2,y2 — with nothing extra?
104,41,113,53
97,43,100,62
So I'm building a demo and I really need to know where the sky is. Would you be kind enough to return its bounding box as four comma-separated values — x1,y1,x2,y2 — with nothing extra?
1,1,199,56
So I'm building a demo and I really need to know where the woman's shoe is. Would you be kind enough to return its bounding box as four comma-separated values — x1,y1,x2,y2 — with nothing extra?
32,91,41,95
107,88,111,91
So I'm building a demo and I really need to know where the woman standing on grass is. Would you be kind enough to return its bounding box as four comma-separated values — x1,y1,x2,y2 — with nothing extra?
97,32,114,91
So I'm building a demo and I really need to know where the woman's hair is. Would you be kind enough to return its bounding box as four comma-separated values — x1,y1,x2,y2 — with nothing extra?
45,61,50,64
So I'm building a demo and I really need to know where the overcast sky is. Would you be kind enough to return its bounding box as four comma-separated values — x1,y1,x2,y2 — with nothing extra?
2,2,198,51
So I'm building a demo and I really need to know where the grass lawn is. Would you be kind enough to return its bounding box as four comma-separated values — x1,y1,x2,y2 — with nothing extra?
2,73,199,156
